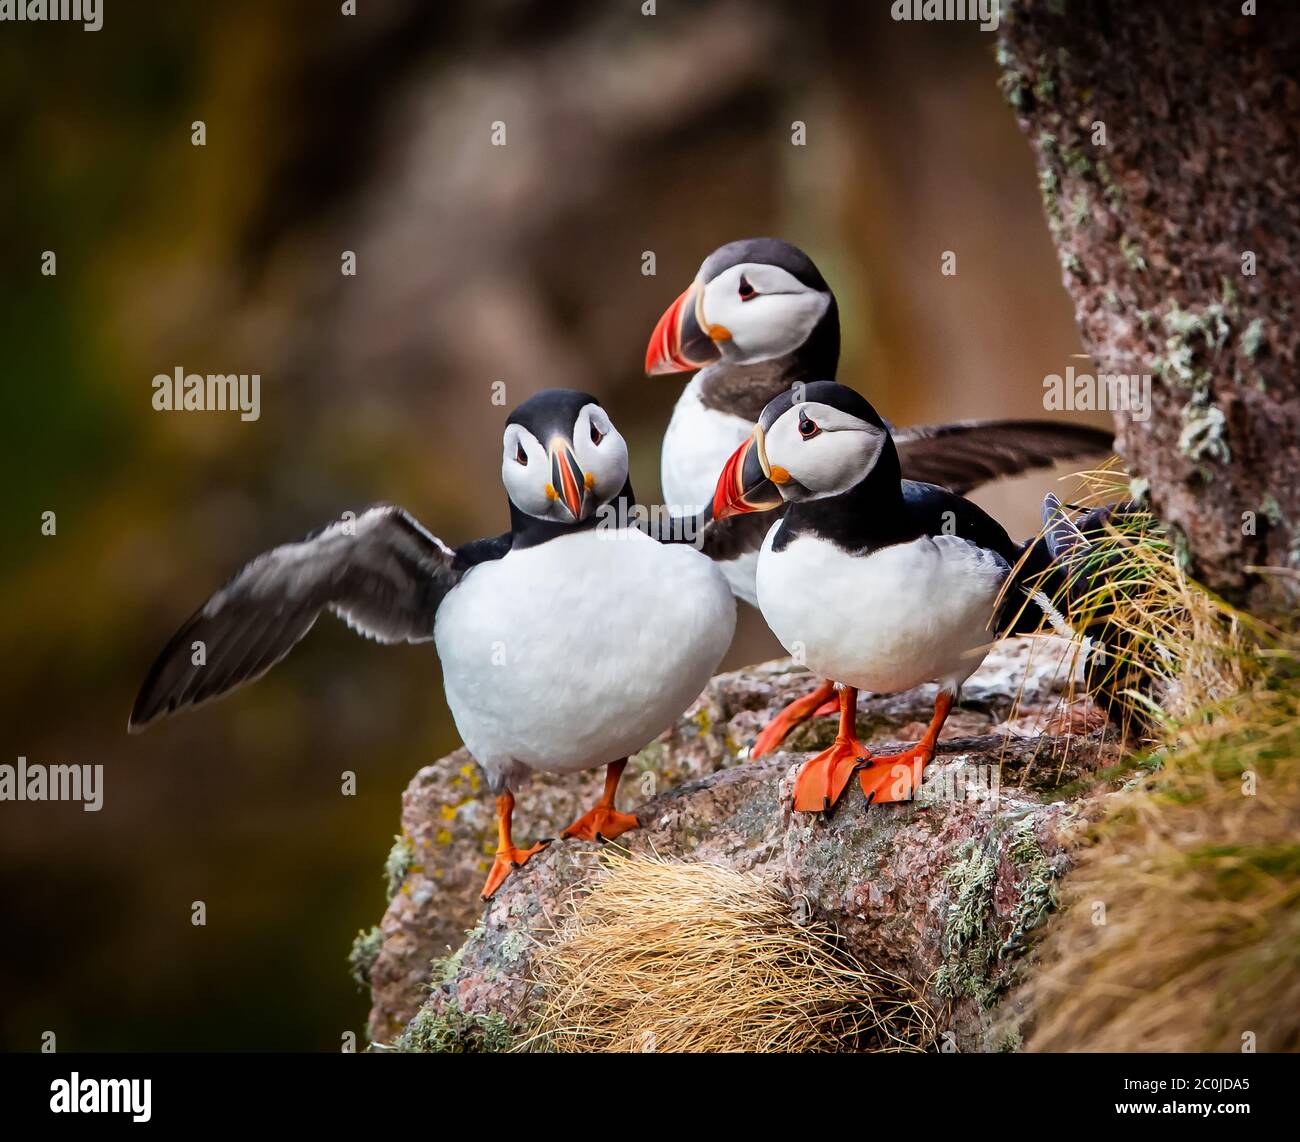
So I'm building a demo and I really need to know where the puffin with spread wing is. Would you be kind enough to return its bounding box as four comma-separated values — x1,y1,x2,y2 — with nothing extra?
131,390,736,899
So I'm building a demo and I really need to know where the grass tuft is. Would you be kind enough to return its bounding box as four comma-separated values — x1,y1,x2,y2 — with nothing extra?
527,851,934,1053
1003,468,1300,1050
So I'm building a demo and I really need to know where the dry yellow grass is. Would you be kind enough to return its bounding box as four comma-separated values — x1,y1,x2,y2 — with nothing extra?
1006,470,1300,1050
528,480,1298,1053
527,851,934,1053
1053,468,1257,724
1020,670,1300,1051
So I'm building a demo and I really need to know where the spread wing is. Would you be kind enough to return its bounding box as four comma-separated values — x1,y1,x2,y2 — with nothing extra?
129,505,461,731
893,420,1114,495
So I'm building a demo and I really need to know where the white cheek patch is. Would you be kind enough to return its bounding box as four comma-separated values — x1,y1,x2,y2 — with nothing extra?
765,403,885,498
501,427,553,518
572,405,629,505
702,264,829,365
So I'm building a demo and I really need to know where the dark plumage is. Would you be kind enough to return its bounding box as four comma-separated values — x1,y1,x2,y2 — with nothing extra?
651,237,1114,577
756,381,1055,637
129,506,460,730
128,388,738,901
892,419,1117,497
710,381,1080,812
130,389,630,731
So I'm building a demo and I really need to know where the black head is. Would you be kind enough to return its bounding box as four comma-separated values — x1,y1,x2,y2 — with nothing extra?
500,389,633,545
645,237,839,382
755,381,898,506
506,389,602,442
698,237,831,292
712,380,901,526
756,380,889,435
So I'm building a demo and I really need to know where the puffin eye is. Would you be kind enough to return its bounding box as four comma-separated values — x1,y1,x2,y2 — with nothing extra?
738,274,756,301
798,413,820,439
515,442,528,466
590,421,604,446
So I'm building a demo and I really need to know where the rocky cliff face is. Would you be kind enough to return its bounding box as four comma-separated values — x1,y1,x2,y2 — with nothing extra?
357,640,1124,1052
998,0,1300,613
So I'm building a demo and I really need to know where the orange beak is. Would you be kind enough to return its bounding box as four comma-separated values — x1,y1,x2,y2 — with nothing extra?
645,281,724,376
547,438,589,521
712,426,784,520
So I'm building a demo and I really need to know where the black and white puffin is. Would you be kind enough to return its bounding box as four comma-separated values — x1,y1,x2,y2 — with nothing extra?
711,380,1063,813
646,236,1113,756
130,389,736,899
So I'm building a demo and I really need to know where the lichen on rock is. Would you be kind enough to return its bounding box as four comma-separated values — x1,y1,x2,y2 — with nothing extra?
996,0,1300,611
392,1003,512,1054
383,834,416,901
348,925,383,990
360,641,1123,1051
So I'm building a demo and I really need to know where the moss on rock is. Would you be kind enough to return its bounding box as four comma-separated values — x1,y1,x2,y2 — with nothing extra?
348,925,384,990
384,833,416,900
394,1003,512,1053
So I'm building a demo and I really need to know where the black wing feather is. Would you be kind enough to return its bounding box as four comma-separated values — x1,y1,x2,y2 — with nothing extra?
894,419,1113,495
129,505,461,731
697,509,780,563
684,420,1114,567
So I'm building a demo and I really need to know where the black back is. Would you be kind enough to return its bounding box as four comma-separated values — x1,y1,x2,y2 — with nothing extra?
765,382,1018,562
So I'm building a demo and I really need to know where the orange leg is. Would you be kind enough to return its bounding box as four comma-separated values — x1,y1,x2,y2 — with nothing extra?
560,759,641,843
751,678,841,759
791,685,871,813
480,790,550,901
859,691,955,805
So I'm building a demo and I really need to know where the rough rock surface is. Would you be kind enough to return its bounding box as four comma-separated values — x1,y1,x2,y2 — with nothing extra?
364,640,1123,1049
998,0,1300,612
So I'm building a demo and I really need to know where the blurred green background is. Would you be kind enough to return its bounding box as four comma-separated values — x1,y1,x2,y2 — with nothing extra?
0,0,1103,1050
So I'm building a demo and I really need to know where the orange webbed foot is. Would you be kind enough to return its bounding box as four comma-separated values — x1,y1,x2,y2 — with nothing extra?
857,747,930,805
792,738,871,813
560,805,640,844
751,679,840,759
858,690,952,804
479,839,551,901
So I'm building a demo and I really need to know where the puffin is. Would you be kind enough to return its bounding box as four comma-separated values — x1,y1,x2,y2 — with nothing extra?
645,236,1113,756
710,380,1066,813
129,389,736,900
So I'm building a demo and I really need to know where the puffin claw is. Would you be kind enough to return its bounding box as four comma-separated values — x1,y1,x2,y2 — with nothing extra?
792,737,871,814
559,806,640,844
479,837,551,900
858,748,929,803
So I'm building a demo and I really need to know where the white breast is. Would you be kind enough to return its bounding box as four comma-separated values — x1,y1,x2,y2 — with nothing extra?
755,528,1009,695
434,527,736,790
661,376,760,605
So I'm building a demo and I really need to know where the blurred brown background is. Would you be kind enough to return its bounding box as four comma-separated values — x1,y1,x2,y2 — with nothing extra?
0,0,1104,1050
